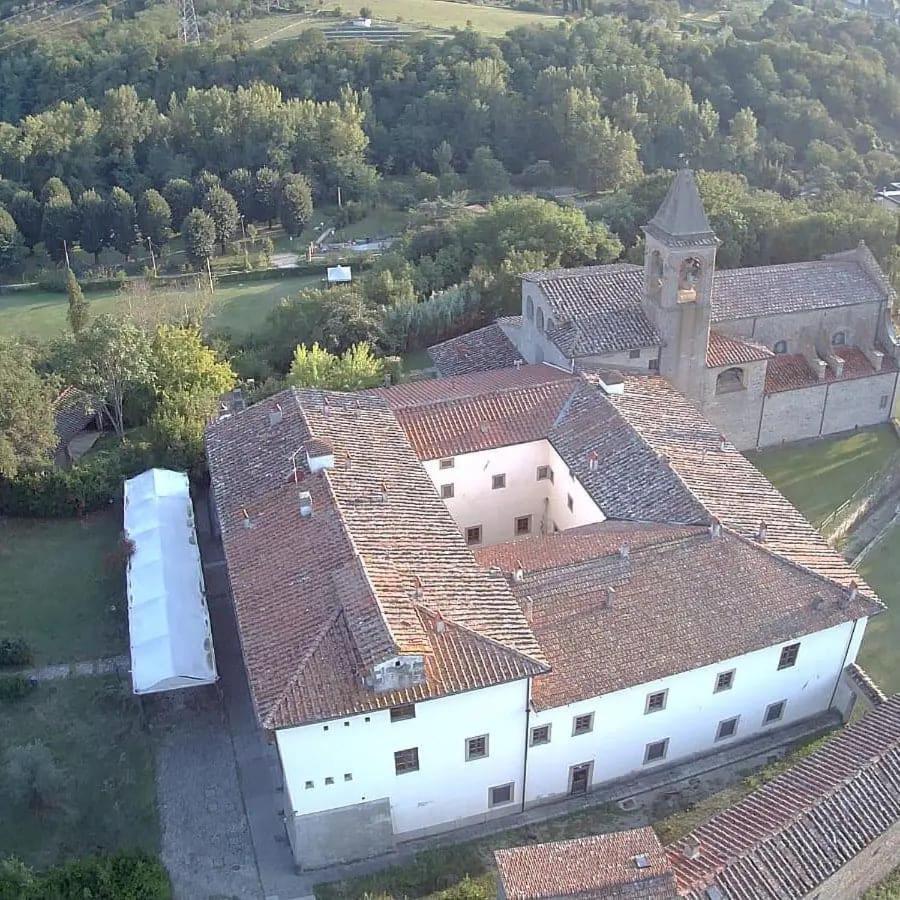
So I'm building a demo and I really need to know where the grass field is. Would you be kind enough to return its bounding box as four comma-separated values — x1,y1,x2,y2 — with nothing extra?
0,274,320,342
0,676,159,868
0,510,127,665
749,425,900,693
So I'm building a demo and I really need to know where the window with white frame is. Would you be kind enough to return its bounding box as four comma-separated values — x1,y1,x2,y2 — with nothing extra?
644,739,669,764
439,457,455,470
465,735,489,761
645,690,667,714
530,724,551,745
764,700,786,725
715,716,739,741
536,465,553,482
440,483,454,499
572,712,594,735
466,525,482,545
489,783,514,807
394,747,419,774
515,515,531,536
714,670,735,693
778,643,800,670
492,473,506,490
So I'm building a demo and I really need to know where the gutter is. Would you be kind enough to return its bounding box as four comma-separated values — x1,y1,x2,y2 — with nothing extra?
827,618,858,711
521,679,531,813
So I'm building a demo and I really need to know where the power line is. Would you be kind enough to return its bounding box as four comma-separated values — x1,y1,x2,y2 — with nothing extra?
0,0,127,52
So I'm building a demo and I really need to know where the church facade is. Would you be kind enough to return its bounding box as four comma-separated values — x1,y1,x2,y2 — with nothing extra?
434,170,900,450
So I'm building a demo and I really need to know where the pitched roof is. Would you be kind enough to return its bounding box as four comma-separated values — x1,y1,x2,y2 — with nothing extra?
53,386,96,445
706,331,773,368
206,388,547,729
711,259,890,322
495,828,677,900
523,265,660,355
488,525,874,710
428,322,523,377
644,169,717,248
670,694,900,900
764,346,897,393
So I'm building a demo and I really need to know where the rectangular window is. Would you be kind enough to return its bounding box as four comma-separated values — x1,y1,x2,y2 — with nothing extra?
649,358,659,371
390,704,415,722
645,690,667,714
764,700,786,725
880,394,890,410
438,457,454,470
530,724,551,746
466,525,482,545
394,747,419,774
536,465,554,482
716,716,739,741
489,783,514,807
714,670,735,693
567,494,574,512
492,473,506,490
465,735,489,761
440,483,454,500
778,643,800,670
644,739,669,764
572,712,594,736
628,349,641,359
515,515,531,536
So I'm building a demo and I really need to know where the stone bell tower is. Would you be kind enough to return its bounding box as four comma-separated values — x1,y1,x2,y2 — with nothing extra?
641,169,719,396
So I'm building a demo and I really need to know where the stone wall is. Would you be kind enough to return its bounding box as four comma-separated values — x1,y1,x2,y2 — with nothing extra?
806,820,900,899
699,361,767,450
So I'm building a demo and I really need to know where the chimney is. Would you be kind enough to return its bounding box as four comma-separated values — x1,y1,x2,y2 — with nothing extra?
241,507,252,529
618,543,630,560
718,434,728,452
268,402,283,427
298,491,313,518
757,521,767,543
522,596,534,622
588,450,599,472
599,586,615,609
514,359,523,370
434,610,446,634
413,574,423,600
848,580,859,602
709,517,722,539
513,561,525,583
683,836,701,861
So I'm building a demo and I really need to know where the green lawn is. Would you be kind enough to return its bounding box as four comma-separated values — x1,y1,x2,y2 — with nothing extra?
858,521,900,693
0,676,158,868
0,273,320,342
0,509,127,665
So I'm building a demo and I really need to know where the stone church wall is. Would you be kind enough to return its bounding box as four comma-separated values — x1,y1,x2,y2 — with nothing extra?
821,372,898,435
699,363,767,450
757,386,827,447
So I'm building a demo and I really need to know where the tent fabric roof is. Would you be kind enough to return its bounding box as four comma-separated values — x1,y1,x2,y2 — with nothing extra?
124,468,217,694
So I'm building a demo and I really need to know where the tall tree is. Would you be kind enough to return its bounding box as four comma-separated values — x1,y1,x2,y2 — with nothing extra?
137,189,172,255
253,167,280,226
278,173,313,237
202,186,239,254
107,187,137,258
288,341,385,391
0,207,26,274
77,189,108,265
193,171,221,206
40,196,79,262
66,269,89,334
163,178,195,227
181,209,216,266
9,192,42,247
225,168,254,218
0,341,58,477
39,177,71,205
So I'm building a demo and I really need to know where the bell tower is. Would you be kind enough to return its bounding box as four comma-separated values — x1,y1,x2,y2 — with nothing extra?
641,169,719,396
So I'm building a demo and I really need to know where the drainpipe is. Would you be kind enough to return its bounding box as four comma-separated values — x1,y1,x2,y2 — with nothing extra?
521,679,531,813
828,618,858,713
890,370,900,421
818,381,832,437
756,391,766,448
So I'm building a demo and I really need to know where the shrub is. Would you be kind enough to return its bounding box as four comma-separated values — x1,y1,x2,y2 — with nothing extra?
0,638,32,667
0,675,36,702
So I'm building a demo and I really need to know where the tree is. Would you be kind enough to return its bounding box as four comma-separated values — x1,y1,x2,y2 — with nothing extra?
202,186,239,254
225,168,254,218
193,170,222,206
77,189,108,264
288,341,385,391
4,741,65,813
40,196,79,262
278,173,313,236
66,269,89,334
9,191,42,247
163,178,195,227
433,140,454,176
137,189,172,255
253,167,280,225
466,146,510,198
0,341,58,478
0,207,26,274
39,177,71,205
181,209,216,266
107,187,137,257
53,316,154,436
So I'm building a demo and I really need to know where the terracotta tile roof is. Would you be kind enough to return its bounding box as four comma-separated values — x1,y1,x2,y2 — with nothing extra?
428,323,523,377
523,265,660,355
206,389,547,729
711,259,889,322
495,827,677,900
607,375,883,598
764,346,898,393
53,386,96,445
670,695,900,900
705,331,772,368
497,527,875,710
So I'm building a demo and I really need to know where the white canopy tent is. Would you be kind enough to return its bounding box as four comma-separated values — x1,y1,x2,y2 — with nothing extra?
123,468,217,694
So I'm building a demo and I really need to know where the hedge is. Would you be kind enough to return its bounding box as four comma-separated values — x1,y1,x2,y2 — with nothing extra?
0,675,36,702
0,638,33,667
0,851,171,900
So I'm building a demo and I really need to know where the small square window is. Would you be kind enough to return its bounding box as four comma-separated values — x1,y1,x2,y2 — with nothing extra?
390,704,415,722
325,776,334,785
645,690,667,714
394,747,419,774
764,700,786,725
716,716,739,741
489,783,514,807
628,349,641,359
572,713,593,735
536,465,554,482
492,473,506,490
344,773,352,781
778,643,800,670
439,457,454,470
644,739,668,764
567,494,574,512
714,670,735,693
440,483,454,499
305,780,314,789
530,724,551,745
649,358,659,371
465,735,489,761
466,525,482,545
515,515,531,536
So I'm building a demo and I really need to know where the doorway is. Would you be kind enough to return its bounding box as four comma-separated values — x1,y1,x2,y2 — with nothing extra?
568,762,593,796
